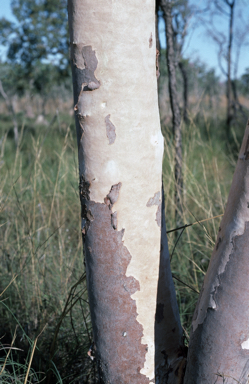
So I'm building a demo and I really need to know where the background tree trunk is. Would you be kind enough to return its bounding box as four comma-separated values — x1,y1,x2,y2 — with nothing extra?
178,60,189,123
226,0,235,131
0,80,19,146
161,0,183,229
68,1,182,382
185,119,249,383
155,186,186,384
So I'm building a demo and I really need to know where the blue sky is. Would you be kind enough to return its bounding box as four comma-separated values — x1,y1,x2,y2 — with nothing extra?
1,0,248,80
1,0,15,22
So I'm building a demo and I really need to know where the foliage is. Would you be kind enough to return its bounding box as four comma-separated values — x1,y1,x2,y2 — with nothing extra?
0,0,71,105
239,67,249,96
0,0,68,70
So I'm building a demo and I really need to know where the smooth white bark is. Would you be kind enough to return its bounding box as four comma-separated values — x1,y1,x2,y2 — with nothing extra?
69,1,164,381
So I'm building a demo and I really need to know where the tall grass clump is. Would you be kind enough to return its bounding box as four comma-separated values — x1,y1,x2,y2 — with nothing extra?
0,113,96,383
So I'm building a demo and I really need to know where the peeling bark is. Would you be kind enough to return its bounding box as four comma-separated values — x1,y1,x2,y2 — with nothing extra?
105,114,116,145
68,1,171,382
81,180,149,383
185,121,249,383
147,191,161,207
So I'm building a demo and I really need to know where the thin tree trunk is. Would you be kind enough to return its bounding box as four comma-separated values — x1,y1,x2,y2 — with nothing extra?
185,119,249,383
178,60,188,123
68,1,182,382
226,0,235,131
155,185,186,384
155,7,186,382
156,0,161,86
231,79,248,122
0,81,19,146
161,0,183,229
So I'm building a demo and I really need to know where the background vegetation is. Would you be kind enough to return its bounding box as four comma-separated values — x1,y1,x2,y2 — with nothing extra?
0,0,249,382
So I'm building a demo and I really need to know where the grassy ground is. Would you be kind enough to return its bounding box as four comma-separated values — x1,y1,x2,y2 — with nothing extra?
162,113,238,338
0,112,95,383
0,104,245,382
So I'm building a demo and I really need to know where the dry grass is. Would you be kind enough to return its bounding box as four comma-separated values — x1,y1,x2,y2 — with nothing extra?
0,115,95,383
0,100,244,380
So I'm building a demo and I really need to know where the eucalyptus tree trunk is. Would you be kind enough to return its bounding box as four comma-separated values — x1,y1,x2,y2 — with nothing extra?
184,119,249,383
160,0,183,229
68,1,184,383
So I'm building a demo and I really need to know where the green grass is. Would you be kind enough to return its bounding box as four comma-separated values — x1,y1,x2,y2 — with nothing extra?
0,112,95,383
0,104,243,380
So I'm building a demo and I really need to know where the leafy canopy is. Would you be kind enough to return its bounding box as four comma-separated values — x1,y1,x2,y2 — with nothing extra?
0,0,68,70
0,0,70,96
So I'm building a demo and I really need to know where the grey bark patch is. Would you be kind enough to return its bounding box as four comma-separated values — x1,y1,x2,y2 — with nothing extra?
239,360,249,383
71,43,86,70
71,43,100,105
78,176,149,382
83,195,150,383
70,44,100,146
105,114,116,144
87,81,100,90
82,45,98,71
104,183,122,208
146,191,160,207
72,44,98,71
147,192,161,226
156,203,161,227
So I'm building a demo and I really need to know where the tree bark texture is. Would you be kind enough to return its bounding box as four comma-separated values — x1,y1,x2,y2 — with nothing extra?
161,0,183,228
184,119,249,383
68,1,183,383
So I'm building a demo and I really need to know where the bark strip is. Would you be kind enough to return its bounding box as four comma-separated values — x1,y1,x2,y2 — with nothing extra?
80,178,149,383
185,121,249,384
